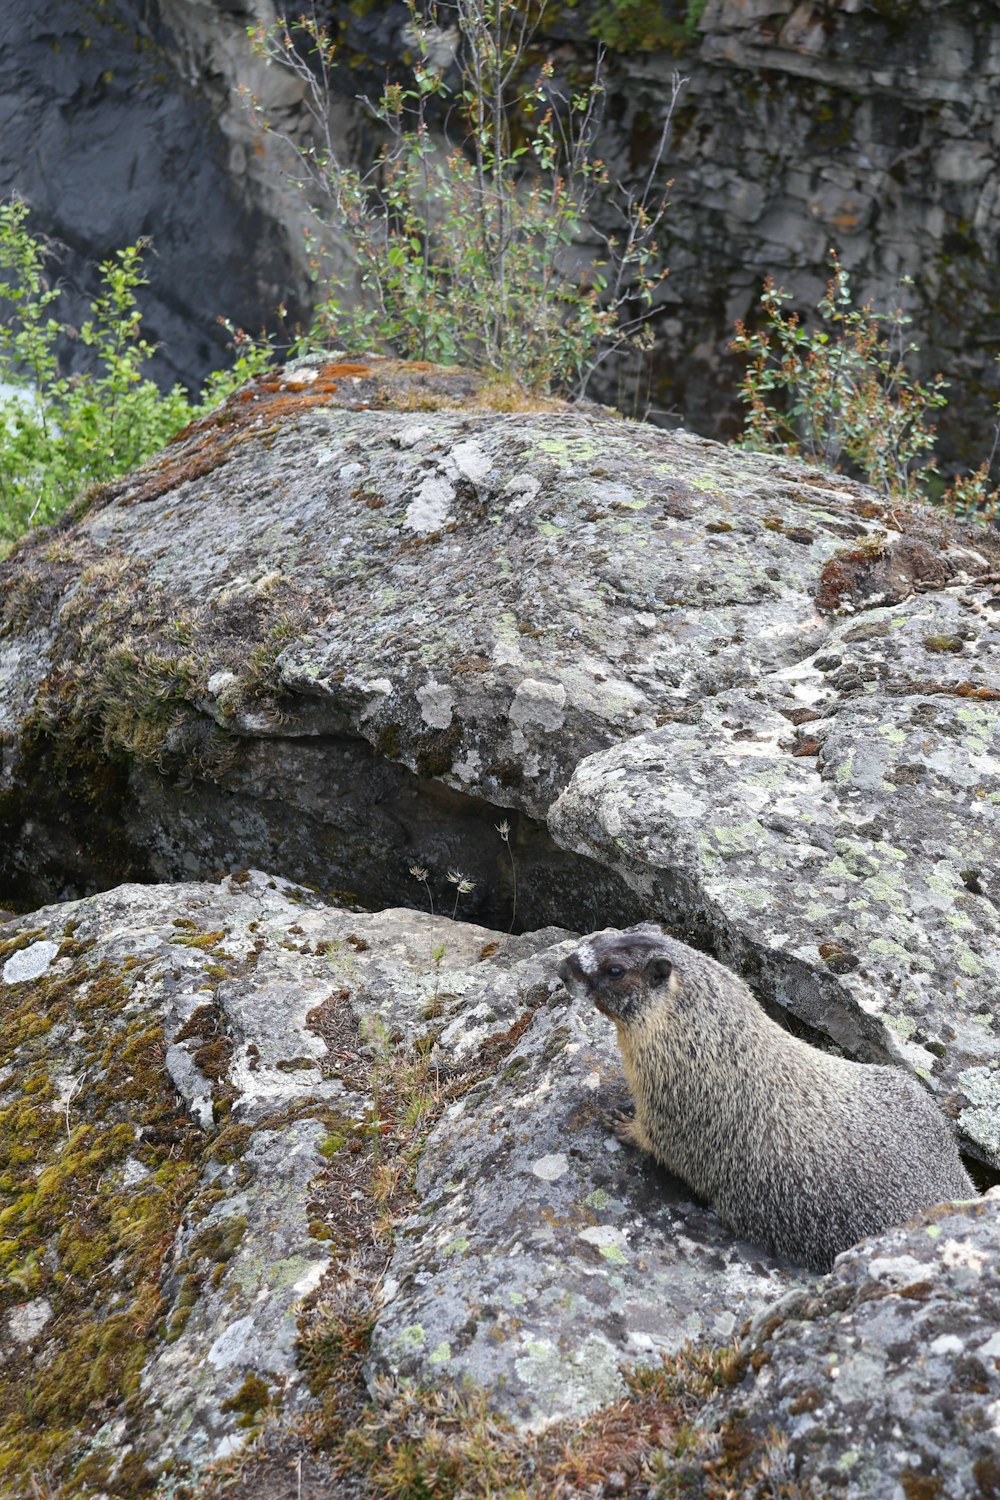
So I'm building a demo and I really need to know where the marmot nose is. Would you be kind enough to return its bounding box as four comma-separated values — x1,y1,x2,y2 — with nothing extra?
557,955,578,986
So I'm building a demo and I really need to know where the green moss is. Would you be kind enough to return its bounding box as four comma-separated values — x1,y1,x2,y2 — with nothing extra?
172,928,227,951
221,1372,276,1429
0,951,203,1495
0,524,322,899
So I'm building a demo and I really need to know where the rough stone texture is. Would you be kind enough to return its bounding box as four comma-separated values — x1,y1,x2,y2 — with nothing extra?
549,585,1000,1167
686,1196,1000,1500
369,949,814,1428
629,0,1000,469
0,873,365,1486
0,875,566,1484
0,876,816,1489
3,358,994,908
0,0,320,391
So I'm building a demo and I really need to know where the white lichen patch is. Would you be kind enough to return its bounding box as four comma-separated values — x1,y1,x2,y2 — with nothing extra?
2,939,60,985
291,1260,330,1297
510,678,566,732
396,423,432,448
206,670,237,698
957,1064,1000,1156
940,1239,989,1275
416,678,456,730
865,1253,933,1283
207,1315,256,1369
6,1297,53,1345
530,1152,569,1182
451,747,482,783
404,473,454,533
504,473,541,511
449,439,491,483
578,1225,628,1255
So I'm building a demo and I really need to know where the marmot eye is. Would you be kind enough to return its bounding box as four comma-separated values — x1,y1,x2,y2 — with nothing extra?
607,964,625,978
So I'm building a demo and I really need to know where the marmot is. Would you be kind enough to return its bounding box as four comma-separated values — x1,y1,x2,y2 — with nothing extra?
558,927,974,1272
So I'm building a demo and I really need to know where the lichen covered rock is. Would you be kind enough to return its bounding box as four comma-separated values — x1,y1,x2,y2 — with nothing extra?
550,584,1000,1166
368,951,814,1427
689,1195,1000,1499
0,873,580,1490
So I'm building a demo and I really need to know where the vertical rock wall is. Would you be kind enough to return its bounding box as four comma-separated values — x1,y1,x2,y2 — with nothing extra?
2,0,996,466
621,0,1000,467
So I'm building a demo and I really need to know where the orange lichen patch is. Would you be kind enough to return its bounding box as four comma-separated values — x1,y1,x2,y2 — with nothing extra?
908,680,1000,702
116,363,377,508
109,355,500,509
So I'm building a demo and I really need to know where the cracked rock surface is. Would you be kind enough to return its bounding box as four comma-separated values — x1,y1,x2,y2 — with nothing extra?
550,584,1000,1166
3,361,999,1160
367,951,813,1427
686,1195,1000,1500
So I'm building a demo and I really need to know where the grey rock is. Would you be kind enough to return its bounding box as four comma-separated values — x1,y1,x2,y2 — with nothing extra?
368,940,815,1426
549,584,1000,1166
143,1119,333,1471
5,1297,53,1346
5,366,996,940
687,1196,1000,1500
0,875,817,1487
0,0,319,392
4,374,999,1161
1,938,59,984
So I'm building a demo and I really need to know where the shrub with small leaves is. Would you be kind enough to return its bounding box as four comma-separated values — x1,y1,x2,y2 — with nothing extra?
246,0,682,397
732,251,950,505
0,199,272,551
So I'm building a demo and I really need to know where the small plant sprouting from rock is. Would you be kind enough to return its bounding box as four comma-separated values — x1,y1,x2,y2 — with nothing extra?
496,818,517,933
409,864,434,915
409,864,476,920
446,869,476,919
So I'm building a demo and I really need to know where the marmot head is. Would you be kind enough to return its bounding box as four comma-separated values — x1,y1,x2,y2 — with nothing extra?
558,930,678,1024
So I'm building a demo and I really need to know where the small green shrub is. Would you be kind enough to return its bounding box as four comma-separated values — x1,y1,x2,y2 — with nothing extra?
0,199,272,550
247,0,681,396
732,251,950,505
586,0,708,52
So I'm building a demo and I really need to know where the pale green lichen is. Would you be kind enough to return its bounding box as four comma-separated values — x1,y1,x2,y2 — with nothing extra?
584,1189,612,1211
398,1324,426,1352
957,1065,1000,1157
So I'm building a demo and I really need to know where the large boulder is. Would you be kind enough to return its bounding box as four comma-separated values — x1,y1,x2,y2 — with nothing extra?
2,356,999,1165
550,585,1000,1167
0,877,808,1492
684,1195,1000,1499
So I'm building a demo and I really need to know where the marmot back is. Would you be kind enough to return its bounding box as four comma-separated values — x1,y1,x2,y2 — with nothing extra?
558,927,974,1272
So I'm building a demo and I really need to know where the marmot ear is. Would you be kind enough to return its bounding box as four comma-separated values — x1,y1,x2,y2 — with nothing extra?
646,956,673,987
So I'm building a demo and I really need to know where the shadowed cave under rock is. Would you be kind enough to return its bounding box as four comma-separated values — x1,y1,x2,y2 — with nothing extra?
1,721,648,934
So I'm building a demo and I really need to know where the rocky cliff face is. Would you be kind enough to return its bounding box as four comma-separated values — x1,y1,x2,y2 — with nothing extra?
637,0,1000,471
2,0,997,468
0,0,328,389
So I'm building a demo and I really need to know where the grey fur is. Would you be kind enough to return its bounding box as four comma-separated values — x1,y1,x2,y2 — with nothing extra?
558,927,974,1272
